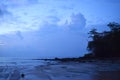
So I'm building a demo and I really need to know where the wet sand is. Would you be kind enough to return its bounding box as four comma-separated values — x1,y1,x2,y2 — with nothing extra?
94,71,120,80
0,60,120,80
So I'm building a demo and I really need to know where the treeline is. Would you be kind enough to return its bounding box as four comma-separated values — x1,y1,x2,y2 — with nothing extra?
87,22,120,58
35,22,120,62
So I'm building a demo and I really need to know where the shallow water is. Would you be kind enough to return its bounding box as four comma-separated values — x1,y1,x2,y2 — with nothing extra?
0,57,120,80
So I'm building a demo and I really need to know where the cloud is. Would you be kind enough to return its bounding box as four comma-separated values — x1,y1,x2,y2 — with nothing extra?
16,31,24,40
47,16,60,23
0,4,12,17
67,13,86,31
0,0,40,34
39,13,87,33
0,41,5,45
0,12,88,57
40,24,60,34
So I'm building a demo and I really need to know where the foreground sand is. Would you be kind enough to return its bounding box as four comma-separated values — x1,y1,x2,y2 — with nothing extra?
0,59,120,80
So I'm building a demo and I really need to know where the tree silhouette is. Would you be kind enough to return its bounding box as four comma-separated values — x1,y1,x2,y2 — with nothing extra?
87,22,120,58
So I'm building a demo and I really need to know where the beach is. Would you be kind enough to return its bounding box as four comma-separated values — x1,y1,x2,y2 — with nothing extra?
0,58,120,80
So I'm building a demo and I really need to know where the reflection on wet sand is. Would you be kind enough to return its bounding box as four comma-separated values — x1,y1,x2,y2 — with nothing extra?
93,71,120,80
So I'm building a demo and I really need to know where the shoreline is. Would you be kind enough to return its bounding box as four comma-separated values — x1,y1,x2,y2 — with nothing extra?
0,58,120,80
32,57,120,63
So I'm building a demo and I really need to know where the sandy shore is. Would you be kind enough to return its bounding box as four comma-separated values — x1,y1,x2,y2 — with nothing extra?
0,60,120,80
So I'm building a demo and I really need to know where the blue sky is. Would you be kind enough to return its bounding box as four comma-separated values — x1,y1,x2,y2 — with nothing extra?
0,0,120,58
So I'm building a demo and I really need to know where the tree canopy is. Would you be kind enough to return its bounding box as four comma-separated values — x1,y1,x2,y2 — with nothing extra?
87,22,120,58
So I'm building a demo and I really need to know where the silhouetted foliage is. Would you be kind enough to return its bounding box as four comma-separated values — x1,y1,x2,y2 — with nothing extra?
87,22,120,58
54,57,60,60
83,53,94,58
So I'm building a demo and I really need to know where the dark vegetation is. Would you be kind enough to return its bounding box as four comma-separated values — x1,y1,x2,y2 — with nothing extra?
35,22,120,62
53,22,120,62
87,22,120,58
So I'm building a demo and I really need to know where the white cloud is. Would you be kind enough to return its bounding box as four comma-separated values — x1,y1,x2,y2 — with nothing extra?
69,13,86,30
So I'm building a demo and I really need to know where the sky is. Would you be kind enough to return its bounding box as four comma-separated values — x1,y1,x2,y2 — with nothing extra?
0,0,120,58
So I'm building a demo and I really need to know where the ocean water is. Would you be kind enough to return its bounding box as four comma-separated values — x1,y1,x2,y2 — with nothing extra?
0,57,45,66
